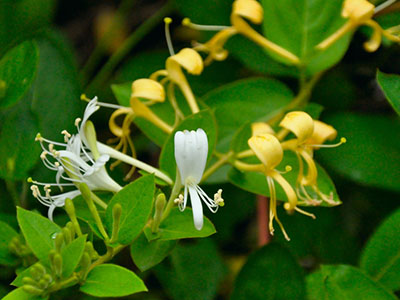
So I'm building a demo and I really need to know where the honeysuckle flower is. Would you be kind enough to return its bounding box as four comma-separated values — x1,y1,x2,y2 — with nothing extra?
30,98,122,220
317,0,400,52
183,0,299,65
279,111,345,206
174,129,224,230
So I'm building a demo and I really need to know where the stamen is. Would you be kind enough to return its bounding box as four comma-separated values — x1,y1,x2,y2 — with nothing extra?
40,151,47,160
277,165,292,174
374,0,397,13
61,130,72,142
182,17,230,31
49,144,55,153
174,194,184,205
75,118,81,127
294,206,316,219
80,94,91,102
214,189,225,206
35,133,42,141
308,137,346,148
95,101,125,110
164,17,175,56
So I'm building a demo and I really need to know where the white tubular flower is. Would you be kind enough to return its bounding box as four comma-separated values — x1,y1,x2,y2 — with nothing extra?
174,128,223,230
30,97,122,220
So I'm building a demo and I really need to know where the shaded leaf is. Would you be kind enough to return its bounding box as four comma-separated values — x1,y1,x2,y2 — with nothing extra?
307,265,397,300
377,70,400,116
80,264,147,297
0,220,19,266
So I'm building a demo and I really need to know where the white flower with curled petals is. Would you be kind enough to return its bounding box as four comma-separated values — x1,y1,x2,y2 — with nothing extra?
174,128,224,230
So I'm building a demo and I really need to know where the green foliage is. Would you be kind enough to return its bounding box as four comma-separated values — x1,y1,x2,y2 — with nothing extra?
360,208,400,292
17,207,61,262
231,243,306,300
2,287,45,300
79,264,147,297
130,233,177,272
203,78,293,151
61,235,86,278
154,239,225,300
0,221,18,266
144,208,216,241
261,0,351,73
377,70,400,116
306,265,397,299
105,175,155,245
0,41,39,109
318,112,400,192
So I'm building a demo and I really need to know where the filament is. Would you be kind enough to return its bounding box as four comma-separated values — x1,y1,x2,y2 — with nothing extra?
164,17,175,56
182,18,230,31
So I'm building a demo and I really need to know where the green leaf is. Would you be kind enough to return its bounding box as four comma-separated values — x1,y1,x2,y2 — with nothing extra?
307,265,397,300
159,109,217,179
17,207,61,261
317,112,400,192
226,35,299,77
0,40,39,108
61,235,87,278
377,70,400,116
0,220,18,266
130,233,177,272
231,243,306,300
2,287,45,300
228,124,340,206
360,208,400,292
105,175,155,245
30,32,82,140
80,264,147,297
0,101,41,180
12,262,44,287
261,0,351,74
0,0,56,55
144,208,216,241
203,78,293,151
154,239,225,300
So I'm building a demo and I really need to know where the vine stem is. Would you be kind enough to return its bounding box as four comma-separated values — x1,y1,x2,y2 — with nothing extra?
257,195,271,247
86,1,175,92
202,151,234,182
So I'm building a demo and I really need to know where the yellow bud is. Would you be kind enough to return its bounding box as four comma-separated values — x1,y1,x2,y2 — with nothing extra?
248,134,283,170
232,0,263,24
342,0,375,23
131,78,165,102
279,111,314,144
251,122,274,136
307,120,337,146
167,48,203,76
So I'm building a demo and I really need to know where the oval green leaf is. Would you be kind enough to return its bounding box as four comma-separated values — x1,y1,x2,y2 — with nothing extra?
261,0,351,73
80,264,147,297
231,243,306,300
130,233,177,272
0,40,39,108
317,112,400,192
307,265,397,300
203,78,293,151
360,208,400,292
377,70,400,116
17,207,61,261
105,175,155,245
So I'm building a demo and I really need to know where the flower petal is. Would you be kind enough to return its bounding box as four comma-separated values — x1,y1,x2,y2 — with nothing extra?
188,185,204,230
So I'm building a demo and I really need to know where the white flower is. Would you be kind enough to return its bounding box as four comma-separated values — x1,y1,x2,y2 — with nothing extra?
174,128,223,230
30,97,122,220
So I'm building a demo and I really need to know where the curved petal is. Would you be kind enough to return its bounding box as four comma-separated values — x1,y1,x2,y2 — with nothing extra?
188,185,204,230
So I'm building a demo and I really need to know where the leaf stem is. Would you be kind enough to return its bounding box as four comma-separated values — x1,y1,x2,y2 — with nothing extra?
202,151,234,182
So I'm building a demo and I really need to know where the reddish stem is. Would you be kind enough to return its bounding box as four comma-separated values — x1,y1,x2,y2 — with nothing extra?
257,195,271,247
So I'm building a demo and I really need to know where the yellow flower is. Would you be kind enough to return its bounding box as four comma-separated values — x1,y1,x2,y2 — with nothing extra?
234,133,315,241
184,0,299,65
279,111,345,206
317,0,400,52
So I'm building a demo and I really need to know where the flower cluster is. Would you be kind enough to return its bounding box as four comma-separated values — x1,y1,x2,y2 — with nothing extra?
233,111,345,240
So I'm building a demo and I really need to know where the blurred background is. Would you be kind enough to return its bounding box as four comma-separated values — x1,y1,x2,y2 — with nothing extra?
0,0,399,299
